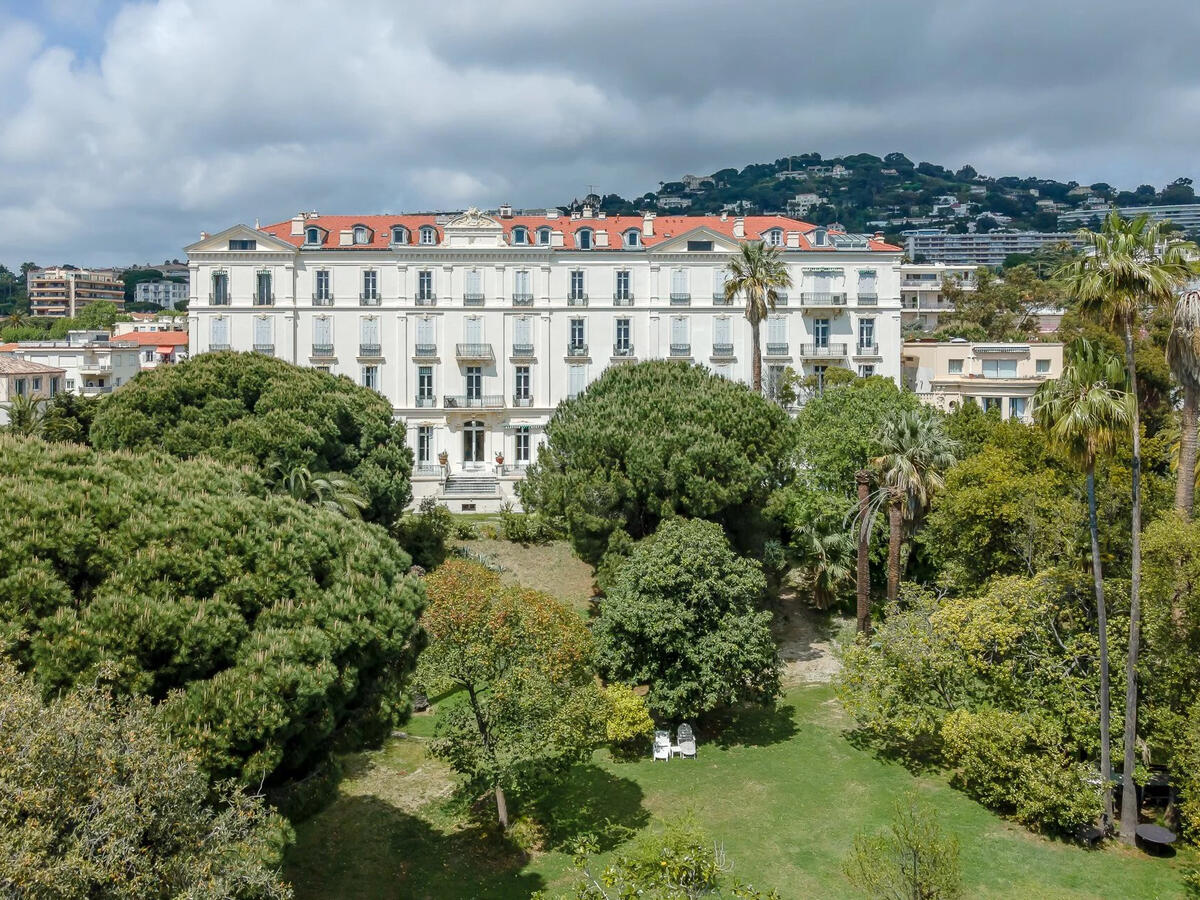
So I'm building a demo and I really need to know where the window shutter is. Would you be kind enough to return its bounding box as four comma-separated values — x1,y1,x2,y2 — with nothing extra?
671,316,688,344
672,269,687,294
211,318,228,344
361,317,380,344
714,317,730,344
714,268,728,295
465,317,483,344
313,317,332,345
417,318,433,345
514,317,531,345
768,316,786,344
569,365,586,395
466,269,482,294
254,317,272,345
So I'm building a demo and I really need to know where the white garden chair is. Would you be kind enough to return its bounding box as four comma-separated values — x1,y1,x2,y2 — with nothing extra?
675,723,697,759
653,729,671,761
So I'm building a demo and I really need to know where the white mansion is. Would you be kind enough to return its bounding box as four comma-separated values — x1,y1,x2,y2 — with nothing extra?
185,208,904,508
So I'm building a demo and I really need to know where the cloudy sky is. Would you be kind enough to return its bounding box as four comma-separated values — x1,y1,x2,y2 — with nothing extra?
2,0,1199,268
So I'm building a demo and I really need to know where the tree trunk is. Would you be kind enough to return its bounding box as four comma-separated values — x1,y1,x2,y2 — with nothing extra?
1119,319,1143,845
887,498,902,607
1176,381,1198,517
495,785,509,830
856,470,871,634
751,317,763,395
1088,461,1114,829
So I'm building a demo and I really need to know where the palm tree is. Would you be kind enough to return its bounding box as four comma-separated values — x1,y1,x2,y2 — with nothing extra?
271,463,368,519
1168,290,1200,517
1058,210,1199,844
4,393,44,436
724,241,793,394
792,518,855,610
1033,338,1131,829
870,409,958,606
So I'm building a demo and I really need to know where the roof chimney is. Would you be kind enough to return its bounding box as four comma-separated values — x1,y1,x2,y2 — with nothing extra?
581,204,593,218
499,204,513,219
642,212,655,237
733,217,745,239
720,211,728,222
200,231,209,240
290,214,305,236
873,231,884,242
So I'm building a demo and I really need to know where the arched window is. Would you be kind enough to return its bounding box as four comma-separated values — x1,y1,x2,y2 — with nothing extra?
576,228,593,250
536,227,552,246
811,227,827,247
511,226,528,245
353,225,371,245
305,227,321,246
623,229,641,248
391,225,409,245
763,228,783,247
419,225,437,245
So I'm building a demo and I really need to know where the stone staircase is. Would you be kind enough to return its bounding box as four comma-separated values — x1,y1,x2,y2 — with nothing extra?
442,473,499,497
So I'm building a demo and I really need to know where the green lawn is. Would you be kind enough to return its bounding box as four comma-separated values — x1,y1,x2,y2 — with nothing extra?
285,685,1192,899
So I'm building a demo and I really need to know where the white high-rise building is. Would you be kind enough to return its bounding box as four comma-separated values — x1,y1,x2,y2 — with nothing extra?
186,208,904,509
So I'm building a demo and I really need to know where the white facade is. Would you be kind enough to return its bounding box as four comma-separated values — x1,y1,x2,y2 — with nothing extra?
135,279,188,308
899,263,977,331
186,209,904,509
3,332,141,396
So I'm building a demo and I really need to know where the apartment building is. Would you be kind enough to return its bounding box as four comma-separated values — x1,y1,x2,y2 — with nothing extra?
0,357,65,425
1057,202,1200,232
904,231,1084,267
114,312,188,335
27,267,125,318
899,263,977,331
1,331,141,396
115,330,189,370
134,279,188,309
902,339,1063,422
186,208,905,509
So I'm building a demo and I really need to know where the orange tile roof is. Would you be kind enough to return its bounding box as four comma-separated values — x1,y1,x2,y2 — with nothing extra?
260,213,901,252
117,331,189,347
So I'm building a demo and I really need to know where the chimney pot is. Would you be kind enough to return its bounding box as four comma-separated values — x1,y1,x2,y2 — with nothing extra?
733,217,745,239
642,212,655,237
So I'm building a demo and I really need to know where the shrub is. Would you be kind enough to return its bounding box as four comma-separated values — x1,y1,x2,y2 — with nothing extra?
393,496,453,569
603,683,655,758
500,504,565,544
453,519,480,540
842,793,961,900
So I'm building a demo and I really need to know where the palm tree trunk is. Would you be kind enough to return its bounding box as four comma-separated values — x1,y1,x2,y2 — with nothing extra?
1088,460,1114,829
495,785,510,830
886,498,902,606
856,470,871,633
751,318,763,394
1176,381,1198,517
1119,318,1143,846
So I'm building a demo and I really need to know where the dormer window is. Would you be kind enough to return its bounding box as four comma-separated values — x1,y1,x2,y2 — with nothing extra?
304,227,321,246
623,229,641,248
764,228,783,247
419,225,437,245
576,228,593,250
511,226,529,245
537,227,551,246
391,225,410,245
352,225,371,245
811,227,827,247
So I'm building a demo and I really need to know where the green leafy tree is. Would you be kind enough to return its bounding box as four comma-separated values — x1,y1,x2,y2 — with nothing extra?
936,266,1065,341
842,794,961,900
0,436,425,786
38,391,102,444
723,241,793,392
1168,289,1200,516
1058,210,1200,844
870,410,958,605
765,483,855,610
519,361,793,566
593,518,780,721
419,559,607,830
0,661,292,899
1033,338,1131,826
602,683,655,758
90,351,413,526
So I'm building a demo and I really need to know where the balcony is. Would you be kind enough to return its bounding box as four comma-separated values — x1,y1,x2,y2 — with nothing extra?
413,463,444,476
567,294,589,306
711,343,735,358
81,384,114,395
311,344,335,357
670,292,691,305
312,294,333,306
210,343,232,351
765,342,790,356
670,343,692,357
512,395,534,407
360,293,380,306
612,344,636,358
208,293,230,306
414,343,438,357
855,343,880,356
613,293,634,305
253,344,275,354
359,343,382,357
80,362,113,374
444,394,504,409
455,343,495,362
512,293,534,306
463,293,486,307
713,293,733,305
414,396,437,408
566,343,589,358
771,292,789,306
800,292,847,306
857,293,878,305
511,344,535,358
252,294,274,306
416,294,437,306
798,342,848,358
500,463,529,476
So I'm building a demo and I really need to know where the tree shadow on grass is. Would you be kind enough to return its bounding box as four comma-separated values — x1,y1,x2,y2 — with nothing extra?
841,726,944,775
531,763,651,852
286,794,546,900
707,702,800,749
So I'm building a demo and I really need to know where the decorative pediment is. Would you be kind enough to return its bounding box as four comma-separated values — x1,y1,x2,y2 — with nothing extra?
441,208,507,249
647,226,740,254
184,224,297,255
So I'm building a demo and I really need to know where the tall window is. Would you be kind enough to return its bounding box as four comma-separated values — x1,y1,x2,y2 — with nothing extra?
418,270,434,301
465,317,483,345
615,318,631,352
313,316,332,351
568,364,586,398
465,269,483,299
858,364,876,377
714,317,731,351
417,365,434,402
767,316,786,349
211,272,229,304
210,317,229,348
713,268,731,300
362,269,378,301
569,318,586,349
670,316,689,353
514,365,531,401
254,271,272,305
1009,397,1027,419
513,316,532,352
812,317,830,348
576,228,593,249
766,364,785,399
416,317,435,352
858,270,877,297
982,358,1017,378
253,316,273,351
514,269,531,298
858,318,875,349
615,270,631,300
812,364,828,392
362,365,379,390
360,316,380,353
671,268,688,298
315,269,331,302
515,426,531,463
417,425,433,463
511,226,528,245
569,270,585,299
465,366,482,400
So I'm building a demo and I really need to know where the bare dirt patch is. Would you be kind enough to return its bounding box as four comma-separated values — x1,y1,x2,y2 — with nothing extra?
769,586,847,687
459,538,596,613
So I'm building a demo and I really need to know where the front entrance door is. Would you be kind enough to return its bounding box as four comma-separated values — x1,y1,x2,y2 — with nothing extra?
463,420,485,468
